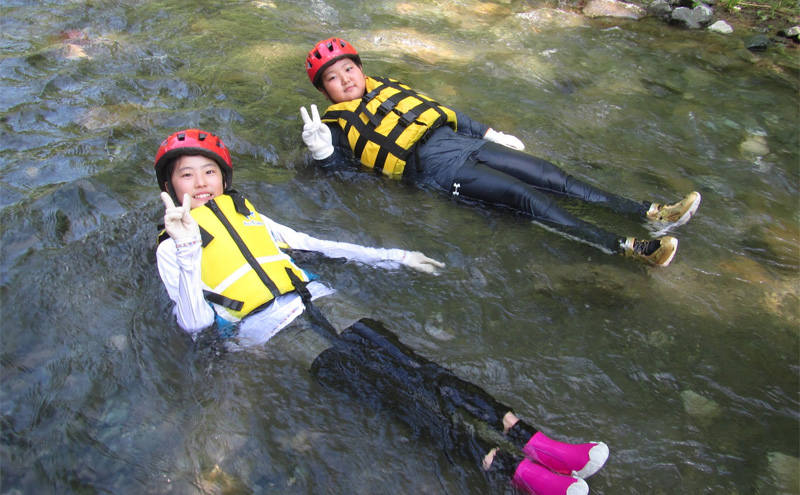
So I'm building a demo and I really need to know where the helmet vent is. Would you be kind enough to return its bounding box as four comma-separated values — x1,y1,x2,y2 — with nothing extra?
177,132,185,141
198,132,207,141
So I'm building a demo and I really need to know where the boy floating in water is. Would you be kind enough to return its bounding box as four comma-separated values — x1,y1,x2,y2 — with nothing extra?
300,37,701,267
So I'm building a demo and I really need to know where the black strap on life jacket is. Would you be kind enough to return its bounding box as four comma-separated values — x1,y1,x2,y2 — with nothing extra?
323,77,450,175
203,290,244,312
204,193,284,300
284,267,338,338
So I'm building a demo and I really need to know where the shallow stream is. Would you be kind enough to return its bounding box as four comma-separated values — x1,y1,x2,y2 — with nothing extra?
1,1,798,494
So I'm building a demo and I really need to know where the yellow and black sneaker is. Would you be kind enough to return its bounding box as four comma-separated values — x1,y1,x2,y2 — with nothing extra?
646,191,701,234
623,236,678,267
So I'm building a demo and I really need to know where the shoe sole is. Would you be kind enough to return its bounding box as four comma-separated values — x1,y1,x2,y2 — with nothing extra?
655,237,678,266
649,192,701,236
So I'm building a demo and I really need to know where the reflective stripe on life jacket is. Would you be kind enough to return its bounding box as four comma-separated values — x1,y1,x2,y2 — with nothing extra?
189,192,308,320
322,76,457,178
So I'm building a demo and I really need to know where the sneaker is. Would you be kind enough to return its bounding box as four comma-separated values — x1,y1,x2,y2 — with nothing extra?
513,458,589,495
622,236,678,267
646,191,701,233
523,432,609,479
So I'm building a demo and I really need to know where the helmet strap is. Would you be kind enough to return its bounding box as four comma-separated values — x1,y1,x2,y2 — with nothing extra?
165,180,180,206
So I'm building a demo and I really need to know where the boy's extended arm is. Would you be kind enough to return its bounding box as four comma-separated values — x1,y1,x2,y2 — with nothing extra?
453,109,525,150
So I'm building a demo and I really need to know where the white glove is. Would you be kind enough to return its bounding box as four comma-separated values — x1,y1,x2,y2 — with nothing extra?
161,192,201,243
483,128,525,151
300,104,334,160
403,251,446,274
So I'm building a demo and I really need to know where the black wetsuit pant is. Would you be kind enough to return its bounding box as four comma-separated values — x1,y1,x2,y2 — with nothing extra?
451,142,649,253
310,318,529,473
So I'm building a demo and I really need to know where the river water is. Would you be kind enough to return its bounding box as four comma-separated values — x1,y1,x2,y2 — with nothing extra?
1,0,798,494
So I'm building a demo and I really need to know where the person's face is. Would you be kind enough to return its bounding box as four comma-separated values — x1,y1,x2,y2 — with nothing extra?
168,155,224,209
320,57,366,103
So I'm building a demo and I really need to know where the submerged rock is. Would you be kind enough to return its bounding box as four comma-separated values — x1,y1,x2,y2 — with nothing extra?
746,33,770,52
425,313,456,341
767,452,800,495
509,9,588,31
583,0,647,19
739,134,770,156
197,465,253,495
681,389,721,420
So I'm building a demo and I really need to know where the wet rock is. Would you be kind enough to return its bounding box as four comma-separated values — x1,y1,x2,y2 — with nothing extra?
708,20,733,34
719,255,771,285
681,389,721,420
395,0,510,26
61,43,89,60
670,7,700,29
762,220,800,269
0,183,24,209
107,334,128,352
197,465,252,495
425,313,455,341
647,0,673,21
777,26,800,42
365,30,477,65
746,33,770,52
280,429,323,453
509,9,588,31
767,452,800,494
583,0,647,19
76,105,152,131
739,134,769,156
670,5,715,29
692,4,715,25
763,289,799,326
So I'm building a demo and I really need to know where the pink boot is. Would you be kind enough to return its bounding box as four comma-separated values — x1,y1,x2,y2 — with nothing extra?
513,458,588,495
523,432,609,479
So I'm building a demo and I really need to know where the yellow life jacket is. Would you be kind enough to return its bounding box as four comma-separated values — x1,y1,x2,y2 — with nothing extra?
321,76,458,178
184,192,308,321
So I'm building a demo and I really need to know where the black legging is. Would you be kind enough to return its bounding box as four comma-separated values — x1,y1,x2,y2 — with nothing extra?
310,318,532,467
451,142,649,253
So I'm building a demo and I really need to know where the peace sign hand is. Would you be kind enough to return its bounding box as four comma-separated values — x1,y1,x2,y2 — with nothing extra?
161,192,201,242
300,104,334,160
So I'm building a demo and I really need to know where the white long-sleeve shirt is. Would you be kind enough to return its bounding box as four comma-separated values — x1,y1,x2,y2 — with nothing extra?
156,213,415,346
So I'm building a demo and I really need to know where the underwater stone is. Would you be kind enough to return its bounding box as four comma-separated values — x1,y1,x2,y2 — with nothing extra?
583,0,647,19
681,389,721,420
767,452,800,494
739,135,769,156
746,34,770,52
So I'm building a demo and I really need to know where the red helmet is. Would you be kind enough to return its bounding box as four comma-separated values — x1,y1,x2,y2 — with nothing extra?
306,37,361,88
154,129,232,192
